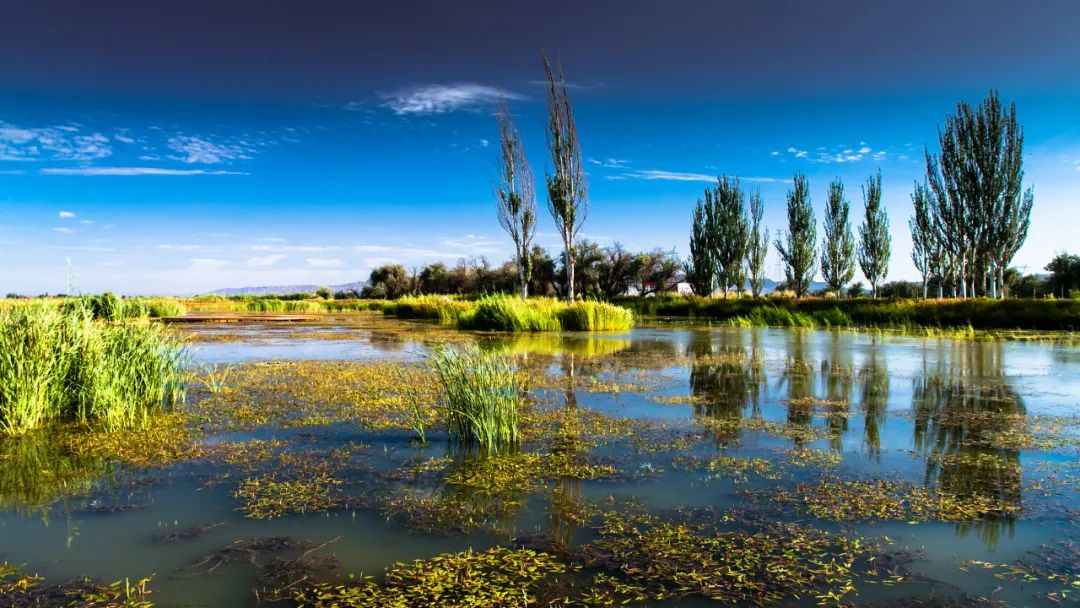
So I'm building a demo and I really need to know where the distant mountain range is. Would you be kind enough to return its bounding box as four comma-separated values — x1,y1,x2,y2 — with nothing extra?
207,281,366,297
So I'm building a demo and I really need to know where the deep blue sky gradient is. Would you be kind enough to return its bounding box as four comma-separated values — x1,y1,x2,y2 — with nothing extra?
1,0,1078,294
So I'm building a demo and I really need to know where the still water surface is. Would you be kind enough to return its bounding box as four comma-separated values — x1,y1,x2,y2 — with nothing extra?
2,316,1078,606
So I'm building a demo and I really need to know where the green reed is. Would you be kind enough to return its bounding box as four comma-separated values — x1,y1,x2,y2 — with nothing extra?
426,345,519,448
0,301,187,435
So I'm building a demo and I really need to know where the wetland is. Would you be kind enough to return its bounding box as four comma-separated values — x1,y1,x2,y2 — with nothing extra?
2,312,1079,607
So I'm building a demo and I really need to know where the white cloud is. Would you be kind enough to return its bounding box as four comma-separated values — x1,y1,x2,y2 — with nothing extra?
615,170,781,184
167,135,255,164
379,83,524,115
479,138,489,148
156,244,203,251
248,254,288,266
588,158,629,169
53,227,73,234
41,167,246,176
778,142,886,164
0,121,112,162
58,211,76,219
79,219,94,225
306,258,344,268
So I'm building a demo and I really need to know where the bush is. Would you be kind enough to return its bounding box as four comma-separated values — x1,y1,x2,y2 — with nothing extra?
0,302,187,435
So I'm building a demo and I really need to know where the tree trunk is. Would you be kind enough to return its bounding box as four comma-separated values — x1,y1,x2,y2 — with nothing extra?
519,258,528,301
564,242,575,302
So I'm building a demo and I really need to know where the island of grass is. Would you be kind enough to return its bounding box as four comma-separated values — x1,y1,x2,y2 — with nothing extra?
384,295,635,332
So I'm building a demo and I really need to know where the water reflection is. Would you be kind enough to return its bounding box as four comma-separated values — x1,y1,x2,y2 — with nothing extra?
912,341,1023,548
857,341,889,459
687,332,767,445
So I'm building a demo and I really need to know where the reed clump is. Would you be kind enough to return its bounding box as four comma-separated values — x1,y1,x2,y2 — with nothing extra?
427,345,519,448
0,302,187,435
388,295,634,332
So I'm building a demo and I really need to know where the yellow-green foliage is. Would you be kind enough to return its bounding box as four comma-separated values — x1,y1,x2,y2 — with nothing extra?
386,295,473,323
387,295,634,332
428,345,519,448
0,302,187,435
621,294,1080,331
291,547,567,607
245,299,325,313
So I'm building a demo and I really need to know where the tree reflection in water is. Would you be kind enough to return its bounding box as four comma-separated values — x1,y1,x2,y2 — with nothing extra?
912,340,1023,549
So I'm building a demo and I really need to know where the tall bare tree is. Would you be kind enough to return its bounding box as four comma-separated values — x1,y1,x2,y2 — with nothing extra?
494,97,537,300
542,52,588,301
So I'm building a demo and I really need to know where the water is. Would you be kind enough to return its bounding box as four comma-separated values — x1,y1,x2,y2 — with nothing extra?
2,315,1078,606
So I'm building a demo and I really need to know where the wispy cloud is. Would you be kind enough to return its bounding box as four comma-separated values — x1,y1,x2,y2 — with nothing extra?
379,83,524,115
167,135,255,164
156,244,203,251
776,142,885,164
614,169,781,184
58,210,76,219
248,254,288,266
588,158,629,169
53,227,73,234
0,121,112,162
306,258,344,268
41,167,246,176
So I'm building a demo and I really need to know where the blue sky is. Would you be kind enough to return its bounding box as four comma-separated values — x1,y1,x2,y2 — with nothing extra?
2,1,1079,295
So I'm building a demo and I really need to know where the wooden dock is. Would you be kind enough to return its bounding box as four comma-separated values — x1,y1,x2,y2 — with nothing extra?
162,313,320,324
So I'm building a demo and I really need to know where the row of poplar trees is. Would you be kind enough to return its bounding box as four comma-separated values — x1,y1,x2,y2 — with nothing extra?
687,171,891,298
689,89,1033,300
494,52,587,302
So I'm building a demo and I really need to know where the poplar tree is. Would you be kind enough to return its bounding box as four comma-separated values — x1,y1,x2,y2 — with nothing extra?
924,90,1033,298
686,191,716,296
909,182,936,298
857,170,890,298
713,177,749,296
746,190,769,297
542,52,588,302
820,178,855,296
774,173,817,297
494,97,537,300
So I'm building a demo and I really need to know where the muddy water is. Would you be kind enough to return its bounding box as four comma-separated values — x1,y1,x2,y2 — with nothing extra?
2,315,1078,607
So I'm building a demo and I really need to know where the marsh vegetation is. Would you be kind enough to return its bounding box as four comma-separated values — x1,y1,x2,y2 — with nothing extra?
0,312,1077,607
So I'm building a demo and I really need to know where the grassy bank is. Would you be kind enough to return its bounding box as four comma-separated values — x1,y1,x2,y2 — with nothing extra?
385,295,634,332
0,302,187,435
618,295,1080,331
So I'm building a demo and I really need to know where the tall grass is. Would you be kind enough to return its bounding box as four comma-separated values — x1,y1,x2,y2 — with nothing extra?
385,295,473,323
0,302,187,435
427,345,519,448
387,295,634,332
245,299,325,313
619,295,1080,332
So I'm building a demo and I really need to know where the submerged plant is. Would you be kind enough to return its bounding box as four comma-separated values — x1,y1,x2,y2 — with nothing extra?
427,345,519,448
